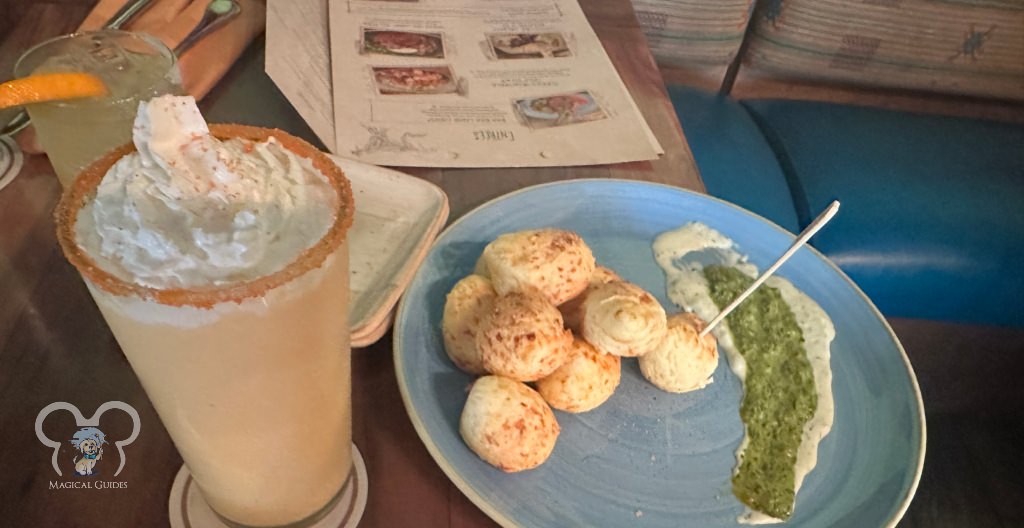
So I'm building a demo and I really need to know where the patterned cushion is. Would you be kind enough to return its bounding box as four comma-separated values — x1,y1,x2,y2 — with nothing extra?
632,0,753,77
739,0,1024,100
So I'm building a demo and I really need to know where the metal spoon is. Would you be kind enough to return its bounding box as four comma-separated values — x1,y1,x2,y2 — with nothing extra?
0,0,156,136
104,0,158,31
700,200,841,337
174,0,241,55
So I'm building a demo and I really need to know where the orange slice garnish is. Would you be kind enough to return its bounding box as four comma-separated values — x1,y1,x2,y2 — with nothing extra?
0,72,109,109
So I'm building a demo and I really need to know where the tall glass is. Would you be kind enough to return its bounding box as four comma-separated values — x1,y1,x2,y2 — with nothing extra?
55,125,355,528
14,30,180,187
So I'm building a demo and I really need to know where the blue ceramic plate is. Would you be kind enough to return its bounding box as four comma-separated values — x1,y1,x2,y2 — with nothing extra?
394,180,925,527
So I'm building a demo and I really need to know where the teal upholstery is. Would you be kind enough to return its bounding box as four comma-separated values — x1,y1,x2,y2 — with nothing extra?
667,86,800,233
742,100,1024,327
667,85,1024,327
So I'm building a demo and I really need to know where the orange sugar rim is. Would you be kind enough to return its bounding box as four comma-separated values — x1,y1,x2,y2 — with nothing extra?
54,124,355,309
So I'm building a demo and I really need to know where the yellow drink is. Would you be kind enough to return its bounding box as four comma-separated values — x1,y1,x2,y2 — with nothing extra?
89,243,352,526
15,31,180,187
55,125,356,527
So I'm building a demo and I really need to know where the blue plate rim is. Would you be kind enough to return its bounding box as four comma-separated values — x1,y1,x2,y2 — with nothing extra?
392,178,926,528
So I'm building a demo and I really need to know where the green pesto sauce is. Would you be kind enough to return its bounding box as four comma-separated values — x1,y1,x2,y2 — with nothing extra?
704,265,817,520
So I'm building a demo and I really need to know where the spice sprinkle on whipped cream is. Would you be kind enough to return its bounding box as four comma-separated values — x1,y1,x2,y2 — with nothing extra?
75,95,337,289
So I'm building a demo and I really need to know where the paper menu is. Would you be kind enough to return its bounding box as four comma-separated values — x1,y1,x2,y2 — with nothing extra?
333,0,663,167
266,0,335,146
269,0,663,168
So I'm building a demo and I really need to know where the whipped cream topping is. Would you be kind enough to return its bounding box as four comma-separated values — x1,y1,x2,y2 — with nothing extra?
76,95,337,289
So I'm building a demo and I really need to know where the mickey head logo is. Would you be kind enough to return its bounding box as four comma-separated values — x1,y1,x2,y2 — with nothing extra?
35,402,141,477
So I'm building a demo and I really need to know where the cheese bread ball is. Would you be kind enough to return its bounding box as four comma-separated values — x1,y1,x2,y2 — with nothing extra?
580,281,667,357
473,254,490,278
460,376,560,472
589,265,623,284
442,274,497,374
477,291,573,381
559,265,622,332
536,336,621,413
639,312,718,393
480,229,596,306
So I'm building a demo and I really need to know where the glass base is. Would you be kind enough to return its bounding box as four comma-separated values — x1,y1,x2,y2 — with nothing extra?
169,443,367,528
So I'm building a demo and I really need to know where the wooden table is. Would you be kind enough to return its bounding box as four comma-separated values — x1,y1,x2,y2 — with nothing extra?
0,1,703,526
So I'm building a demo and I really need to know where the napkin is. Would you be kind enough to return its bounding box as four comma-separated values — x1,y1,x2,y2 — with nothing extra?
16,0,266,154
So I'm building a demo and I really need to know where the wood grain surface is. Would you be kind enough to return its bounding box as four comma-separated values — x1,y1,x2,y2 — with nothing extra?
0,1,702,527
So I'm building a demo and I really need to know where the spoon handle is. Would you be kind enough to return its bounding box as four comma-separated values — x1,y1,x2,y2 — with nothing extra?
103,0,157,30
700,200,841,338
174,0,242,55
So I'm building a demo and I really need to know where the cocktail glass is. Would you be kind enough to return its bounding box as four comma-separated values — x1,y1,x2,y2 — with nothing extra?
55,124,356,528
14,30,181,187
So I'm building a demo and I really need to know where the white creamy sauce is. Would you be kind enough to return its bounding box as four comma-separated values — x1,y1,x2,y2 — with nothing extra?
652,222,835,524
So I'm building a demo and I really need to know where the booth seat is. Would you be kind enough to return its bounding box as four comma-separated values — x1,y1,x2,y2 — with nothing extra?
667,85,1024,329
